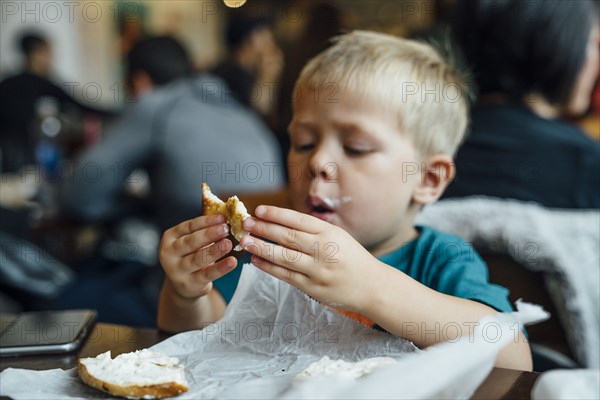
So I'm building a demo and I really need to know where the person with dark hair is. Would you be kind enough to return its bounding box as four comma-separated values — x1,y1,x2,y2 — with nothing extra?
62,34,284,231
19,34,51,72
0,32,108,172
126,36,192,95
211,15,282,116
444,0,600,208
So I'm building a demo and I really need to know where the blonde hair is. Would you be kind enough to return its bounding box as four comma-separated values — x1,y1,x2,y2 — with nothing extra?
294,30,470,156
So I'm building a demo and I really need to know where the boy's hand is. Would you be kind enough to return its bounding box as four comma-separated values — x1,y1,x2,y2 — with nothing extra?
240,205,382,313
159,214,237,301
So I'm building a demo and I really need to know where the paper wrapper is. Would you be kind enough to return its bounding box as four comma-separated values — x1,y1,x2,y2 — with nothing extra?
532,369,600,400
0,264,548,399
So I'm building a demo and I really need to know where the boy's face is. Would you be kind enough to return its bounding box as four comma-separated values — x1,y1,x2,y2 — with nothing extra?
288,86,422,256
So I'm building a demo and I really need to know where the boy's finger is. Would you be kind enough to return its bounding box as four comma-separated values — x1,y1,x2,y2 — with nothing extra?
180,238,232,271
243,217,312,249
241,235,312,276
191,256,237,284
172,224,229,256
253,205,322,234
250,255,309,288
171,214,227,237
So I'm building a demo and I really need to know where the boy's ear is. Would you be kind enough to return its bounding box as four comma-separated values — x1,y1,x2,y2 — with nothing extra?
412,154,455,205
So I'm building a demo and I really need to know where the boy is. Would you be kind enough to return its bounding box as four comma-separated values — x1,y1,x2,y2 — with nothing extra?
157,31,532,371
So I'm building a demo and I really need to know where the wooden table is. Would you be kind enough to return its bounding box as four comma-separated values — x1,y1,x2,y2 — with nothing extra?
0,322,539,399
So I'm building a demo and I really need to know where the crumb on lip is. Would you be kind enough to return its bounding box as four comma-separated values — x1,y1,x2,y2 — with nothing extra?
322,196,352,209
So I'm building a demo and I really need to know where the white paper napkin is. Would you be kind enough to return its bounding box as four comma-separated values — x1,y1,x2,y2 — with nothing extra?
0,264,547,399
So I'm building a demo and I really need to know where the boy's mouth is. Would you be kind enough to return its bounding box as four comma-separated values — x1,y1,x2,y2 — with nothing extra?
307,196,337,222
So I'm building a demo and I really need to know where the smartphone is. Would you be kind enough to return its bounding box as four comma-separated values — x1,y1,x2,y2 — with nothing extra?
0,309,97,356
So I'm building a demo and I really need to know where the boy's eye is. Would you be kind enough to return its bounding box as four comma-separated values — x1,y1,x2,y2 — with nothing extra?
344,146,371,156
294,143,314,152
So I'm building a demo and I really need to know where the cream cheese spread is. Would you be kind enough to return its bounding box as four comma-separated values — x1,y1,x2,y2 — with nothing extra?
295,356,397,380
322,196,353,209
79,350,187,387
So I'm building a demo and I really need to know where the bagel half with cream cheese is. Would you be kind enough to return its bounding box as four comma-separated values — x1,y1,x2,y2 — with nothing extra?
78,350,188,399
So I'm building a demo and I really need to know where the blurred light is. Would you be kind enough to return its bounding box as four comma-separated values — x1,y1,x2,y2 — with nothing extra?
41,116,61,137
223,0,246,8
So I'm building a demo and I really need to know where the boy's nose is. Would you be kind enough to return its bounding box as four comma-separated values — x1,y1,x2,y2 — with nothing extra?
308,157,337,181
306,142,338,181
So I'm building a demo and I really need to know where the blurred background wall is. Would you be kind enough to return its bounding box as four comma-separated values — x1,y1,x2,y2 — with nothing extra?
0,0,437,108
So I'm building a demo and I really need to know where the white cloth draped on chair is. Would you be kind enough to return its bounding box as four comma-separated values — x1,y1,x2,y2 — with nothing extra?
417,197,600,368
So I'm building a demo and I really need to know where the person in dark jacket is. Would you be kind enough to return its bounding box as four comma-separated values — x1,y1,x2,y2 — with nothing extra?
444,0,600,209
0,32,110,172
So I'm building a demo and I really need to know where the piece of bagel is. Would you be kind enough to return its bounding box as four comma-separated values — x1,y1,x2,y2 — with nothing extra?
202,183,250,247
202,182,227,216
78,350,188,399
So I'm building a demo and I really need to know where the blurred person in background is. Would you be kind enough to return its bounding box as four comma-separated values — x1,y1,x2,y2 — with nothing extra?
212,14,283,120
0,32,110,173
57,36,284,327
275,1,344,163
444,0,600,208
62,35,284,231
0,32,112,315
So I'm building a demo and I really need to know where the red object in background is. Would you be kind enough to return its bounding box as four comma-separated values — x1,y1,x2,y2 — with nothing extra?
83,114,102,146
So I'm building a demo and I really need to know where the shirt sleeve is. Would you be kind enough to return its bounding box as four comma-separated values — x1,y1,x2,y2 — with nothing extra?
431,243,514,313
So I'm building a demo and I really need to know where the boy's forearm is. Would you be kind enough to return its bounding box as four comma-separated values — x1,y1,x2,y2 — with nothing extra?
361,263,484,346
157,280,226,333
496,332,532,371
363,264,532,370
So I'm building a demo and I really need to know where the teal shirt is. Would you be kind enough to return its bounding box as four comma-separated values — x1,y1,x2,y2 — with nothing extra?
214,226,512,313
378,226,512,312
